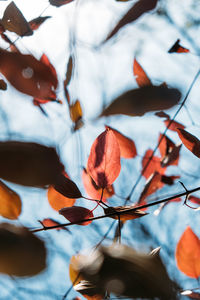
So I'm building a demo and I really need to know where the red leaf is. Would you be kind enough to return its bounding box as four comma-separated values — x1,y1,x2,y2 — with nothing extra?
142,149,166,179
176,226,200,278
87,129,121,188
188,196,200,205
105,125,137,158
0,49,58,99
82,168,114,202
168,39,190,54
41,218,70,232
29,16,51,31
133,58,152,87
105,0,158,41
164,119,185,132
158,134,181,167
59,206,94,226
177,128,200,158
49,0,74,7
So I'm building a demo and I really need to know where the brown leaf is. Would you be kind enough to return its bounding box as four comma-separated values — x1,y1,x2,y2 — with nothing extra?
168,39,190,54
105,0,158,41
54,174,82,199
103,205,147,221
0,223,46,276
105,125,137,158
133,58,152,87
176,226,200,278
177,128,200,158
158,134,181,167
0,1,33,36
49,0,74,7
64,55,73,88
155,111,170,119
59,206,94,225
0,48,58,99
29,16,51,31
0,79,7,90
87,129,121,188
0,141,64,187
100,86,181,117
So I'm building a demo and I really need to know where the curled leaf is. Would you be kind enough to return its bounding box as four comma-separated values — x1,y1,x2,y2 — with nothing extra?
59,206,94,225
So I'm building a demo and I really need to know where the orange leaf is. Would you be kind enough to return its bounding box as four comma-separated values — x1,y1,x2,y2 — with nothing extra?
168,39,190,54
29,16,51,31
0,180,21,220
82,168,114,202
176,226,200,278
142,149,166,179
105,125,137,158
69,254,85,284
164,119,185,132
177,128,200,158
87,129,121,188
0,48,58,99
133,58,152,87
59,206,93,226
158,134,181,167
48,186,75,211
103,205,147,222
41,218,71,232
70,100,83,123
49,0,74,7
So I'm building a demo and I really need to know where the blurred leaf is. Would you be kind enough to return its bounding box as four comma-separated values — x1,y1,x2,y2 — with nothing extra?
158,134,181,167
176,226,200,278
87,129,121,188
0,1,33,36
188,196,200,205
69,254,86,285
0,48,58,99
105,125,137,158
0,78,7,90
100,86,181,117
142,149,166,179
0,223,46,276
0,141,64,187
177,128,200,158
105,0,158,41
64,55,73,88
29,16,51,31
40,218,71,232
59,206,94,225
155,111,170,119
103,205,147,221
133,57,152,87
54,173,82,199
70,100,83,123
168,39,190,54
0,180,21,220
74,281,104,299
48,185,76,211
164,119,185,132
49,0,74,7
0,32,19,52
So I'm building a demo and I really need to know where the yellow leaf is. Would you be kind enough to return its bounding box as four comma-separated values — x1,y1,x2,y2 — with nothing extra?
0,180,21,219
70,100,83,123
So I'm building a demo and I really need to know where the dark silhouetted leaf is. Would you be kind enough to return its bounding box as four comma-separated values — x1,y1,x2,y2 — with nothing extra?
105,125,137,158
176,226,200,278
29,16,51,31
54,174,82,199
49,0,74,7
59,206,93,225
0,79,7,90
161,175,180,185
0,223,46,276
100,86,181,117
0,48,58,99
0,1,33,36
103,205,147,221
87,129,121,188
133,58,152,87
0,141,64,187
105,0,158,41
177,128,200,158
168,39,190,54
158,134,181,167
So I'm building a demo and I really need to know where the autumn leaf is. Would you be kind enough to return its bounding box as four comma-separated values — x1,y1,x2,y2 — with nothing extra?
168,39,190,54
164,119,185,132
29,16,51,31
70,100,84,131
40,218,71,232
188,196,200,206
0,223,46,276
103,205,148,221
64,55,73,88
49,0,74,7
142,149,166,179
105,0,158,41
176,226,200,278
82,168,114,202
0,48,58,99
0,79,7,90
59,206,94,225
133,58,152,87
158,134,181,167
155,111,170,119
177,128,200,158
105,125,137,158
99,86,181,117
0,141,64,187
48,184,76,211
87,129,121,188
0,1,33,36
54,173,82,199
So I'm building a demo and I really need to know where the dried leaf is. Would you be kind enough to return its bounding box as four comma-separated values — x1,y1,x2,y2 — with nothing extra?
82,168,114,202
0,180,21,220
105,125,137,158
100,86,181,117
168,39,190,54
176,226,200,278
142,149,166,179
164,119,185,132
103,205,147,221
0,141,64,187
87,129,121,188
177,128,200,158
133,58,152,87
105,0,158,41
0,223,46,276
29,16,51,31
59,206,94,225
49,0,74,7
0,48,58,99
0,2,33,36
0,78,7,90
54,174,82,199
40,218,71,232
